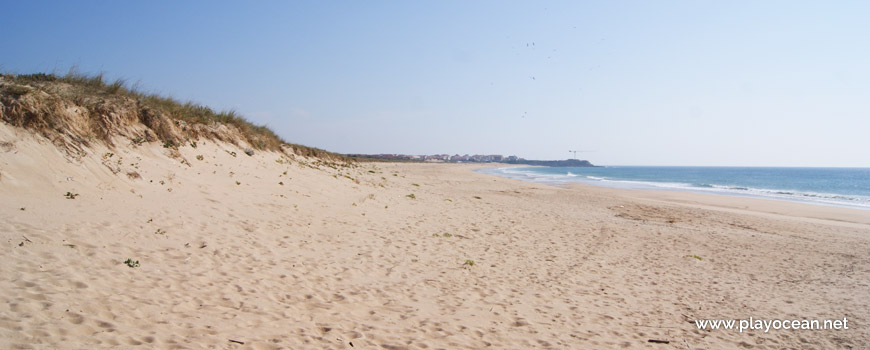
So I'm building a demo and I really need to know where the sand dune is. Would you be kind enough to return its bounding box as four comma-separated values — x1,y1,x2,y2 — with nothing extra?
1,122,868,349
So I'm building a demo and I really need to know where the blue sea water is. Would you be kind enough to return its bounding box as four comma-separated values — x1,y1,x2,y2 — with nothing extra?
479,166,870,210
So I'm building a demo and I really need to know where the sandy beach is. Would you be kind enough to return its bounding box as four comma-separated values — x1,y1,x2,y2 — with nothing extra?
1,124,868,349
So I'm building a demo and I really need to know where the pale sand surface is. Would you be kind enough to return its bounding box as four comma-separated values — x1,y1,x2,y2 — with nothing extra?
1,124,869,349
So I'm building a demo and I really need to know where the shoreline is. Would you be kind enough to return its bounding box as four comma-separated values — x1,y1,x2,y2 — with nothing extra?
479,164,870,213
475,164,869,227
564,181,870,227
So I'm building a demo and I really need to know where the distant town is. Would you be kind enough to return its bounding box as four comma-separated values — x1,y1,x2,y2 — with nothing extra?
346,153,524,163
346,154,597,167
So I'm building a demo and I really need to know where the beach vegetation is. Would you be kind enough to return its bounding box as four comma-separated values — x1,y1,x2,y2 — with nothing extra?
685,254,703,261
5,84,31,96
406,193,416,199
196,155,204,160
1,71,349,161
463,259,475,266
64,192,79,199
123,258,140,268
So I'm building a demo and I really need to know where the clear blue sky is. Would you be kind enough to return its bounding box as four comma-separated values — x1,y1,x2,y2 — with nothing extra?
3,1,868,166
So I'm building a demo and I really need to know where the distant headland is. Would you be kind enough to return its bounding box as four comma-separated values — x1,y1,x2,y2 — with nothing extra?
346,153,596,167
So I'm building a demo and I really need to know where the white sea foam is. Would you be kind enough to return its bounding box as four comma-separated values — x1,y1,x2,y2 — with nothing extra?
480,167,870,209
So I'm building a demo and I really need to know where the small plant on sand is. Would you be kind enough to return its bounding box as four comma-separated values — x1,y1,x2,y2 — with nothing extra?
102,152,114,159
412,183,420,187
406,194,416,199
443,233,453,237
124,258,140,268
463,259,475,267
684,254,703,261
64,192,79,199
155,228,166,235
235,181,241,186
473,196,482,200
278,181,284,185
162,140,175,148
131,136,146,146
368,170,376,173
196,155,204,161
226,150,237,157
190,141,197,148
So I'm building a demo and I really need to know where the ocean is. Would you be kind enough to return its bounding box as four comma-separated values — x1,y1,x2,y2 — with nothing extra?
479,166,870,210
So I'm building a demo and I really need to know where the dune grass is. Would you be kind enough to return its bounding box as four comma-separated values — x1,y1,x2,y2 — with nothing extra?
1,70,347,161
